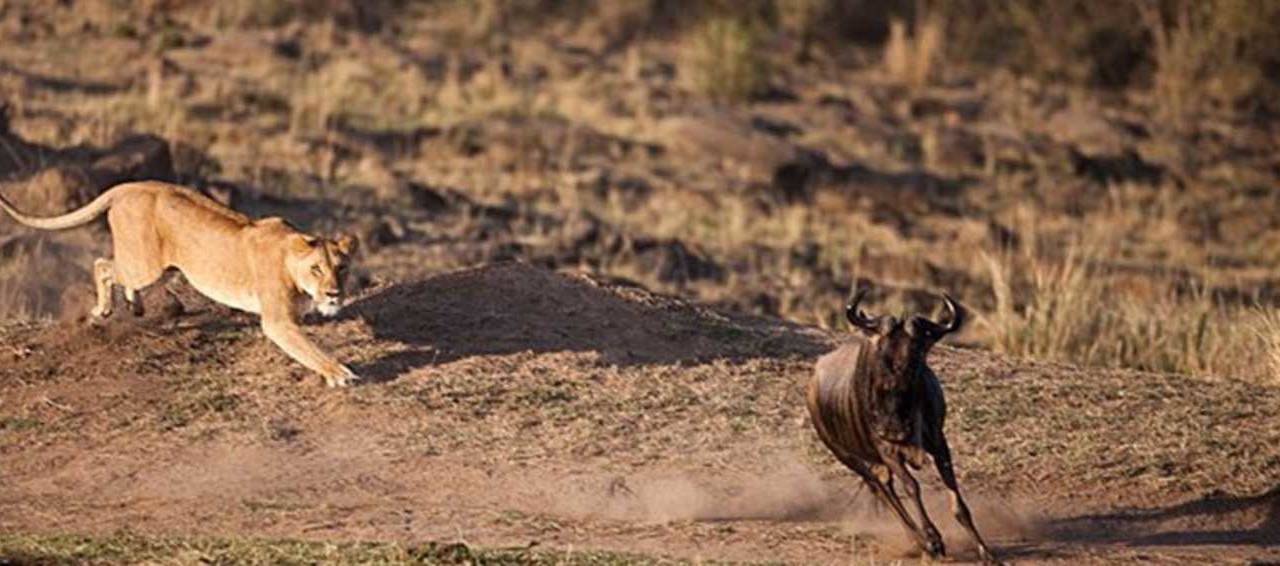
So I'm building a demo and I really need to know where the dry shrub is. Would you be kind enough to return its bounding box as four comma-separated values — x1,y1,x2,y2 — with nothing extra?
989,0,1145,87
574,0,659,47
443,0,614,39
1140,0,1280,126
983,246,1280,383
682,17,771,103
774,0,908,48
288,58,431,136
216,0,294,27
883,13,943,89
933,0,1280,108
775,0,827,58
0,237,89,321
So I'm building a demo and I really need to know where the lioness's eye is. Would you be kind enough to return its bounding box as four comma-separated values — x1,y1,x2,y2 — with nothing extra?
311,266,323,276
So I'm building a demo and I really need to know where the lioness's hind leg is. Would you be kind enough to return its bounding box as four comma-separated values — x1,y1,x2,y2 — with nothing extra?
124,287,144,317
113,253,166,318
91,258,116,318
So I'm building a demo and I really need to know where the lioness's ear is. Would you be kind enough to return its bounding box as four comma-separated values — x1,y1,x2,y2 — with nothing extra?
289,234,317,254
335,234,359,256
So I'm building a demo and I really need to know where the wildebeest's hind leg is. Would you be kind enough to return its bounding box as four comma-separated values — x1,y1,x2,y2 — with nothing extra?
886,455,945,557
930,437,1001,565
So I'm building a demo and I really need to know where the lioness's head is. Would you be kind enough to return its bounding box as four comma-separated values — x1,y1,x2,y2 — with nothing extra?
288,233,359,317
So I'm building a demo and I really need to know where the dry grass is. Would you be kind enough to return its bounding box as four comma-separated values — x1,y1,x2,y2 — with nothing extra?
775,0,828,59
983,243,1280,384
287,57,432,135
883,14,943,89
682,16,771,103
0,252,43,321
1252,310,1280,384
1140,0,1280,128
0,237,89,322
215,0,297,28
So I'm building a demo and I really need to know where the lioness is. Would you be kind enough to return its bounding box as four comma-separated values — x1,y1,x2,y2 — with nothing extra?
0,180,360,387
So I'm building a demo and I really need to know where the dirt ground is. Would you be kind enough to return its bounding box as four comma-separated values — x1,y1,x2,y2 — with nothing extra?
2,263,1279,564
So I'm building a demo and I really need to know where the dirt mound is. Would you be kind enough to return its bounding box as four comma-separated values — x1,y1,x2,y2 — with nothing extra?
352,261,827,368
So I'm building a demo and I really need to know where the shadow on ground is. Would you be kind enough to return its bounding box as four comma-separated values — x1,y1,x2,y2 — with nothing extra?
346,262,830,381
1045,486,1280,548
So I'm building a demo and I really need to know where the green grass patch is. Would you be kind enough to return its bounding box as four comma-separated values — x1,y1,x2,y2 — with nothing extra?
0,417,42,433
0,532,679,565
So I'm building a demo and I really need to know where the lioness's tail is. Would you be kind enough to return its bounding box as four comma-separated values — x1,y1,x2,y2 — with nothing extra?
0,183,123,230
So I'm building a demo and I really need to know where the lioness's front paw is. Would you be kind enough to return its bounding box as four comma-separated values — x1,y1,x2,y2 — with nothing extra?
325,366,360,388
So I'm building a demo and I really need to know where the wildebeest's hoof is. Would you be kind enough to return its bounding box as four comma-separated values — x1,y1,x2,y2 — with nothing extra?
923,538,945,559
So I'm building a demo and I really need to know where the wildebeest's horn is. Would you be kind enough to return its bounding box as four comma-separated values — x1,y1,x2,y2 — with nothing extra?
845,288,879,331
914,293,966,337
938,293,966,334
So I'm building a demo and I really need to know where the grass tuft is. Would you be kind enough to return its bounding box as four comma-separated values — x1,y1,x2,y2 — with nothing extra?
682,16,771,103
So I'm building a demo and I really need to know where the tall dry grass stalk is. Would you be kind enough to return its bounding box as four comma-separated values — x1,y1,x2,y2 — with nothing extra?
1141,3,1213,128
883,14,943,89
1252,310,1280,385
983,246,1102,363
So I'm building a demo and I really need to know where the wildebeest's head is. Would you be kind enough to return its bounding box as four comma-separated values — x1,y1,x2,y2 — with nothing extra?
845,289,966,375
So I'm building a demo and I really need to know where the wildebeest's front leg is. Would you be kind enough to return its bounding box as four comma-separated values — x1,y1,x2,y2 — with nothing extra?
832,452,939,557
885,455,945,557
876,473,943,558
930,437,1001,565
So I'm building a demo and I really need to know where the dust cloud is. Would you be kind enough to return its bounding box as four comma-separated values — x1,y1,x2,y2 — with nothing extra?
547,454,1043,552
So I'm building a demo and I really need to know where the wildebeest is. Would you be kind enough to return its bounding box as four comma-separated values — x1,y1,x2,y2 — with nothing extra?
807,289,999,564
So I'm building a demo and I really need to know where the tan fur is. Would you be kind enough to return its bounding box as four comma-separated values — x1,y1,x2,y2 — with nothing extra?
0,181,361,387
